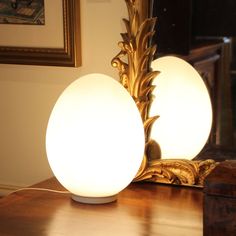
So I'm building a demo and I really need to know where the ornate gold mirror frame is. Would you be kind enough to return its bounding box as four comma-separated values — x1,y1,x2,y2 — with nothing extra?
112,0,217,187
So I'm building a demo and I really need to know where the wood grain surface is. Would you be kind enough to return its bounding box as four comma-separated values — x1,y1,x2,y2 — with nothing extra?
0,178,203,236
204,160,236,236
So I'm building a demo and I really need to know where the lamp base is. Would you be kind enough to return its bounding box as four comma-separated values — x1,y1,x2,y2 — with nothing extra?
71,194,117,204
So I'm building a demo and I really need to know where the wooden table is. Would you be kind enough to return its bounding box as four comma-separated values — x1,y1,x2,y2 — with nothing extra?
0,178,203,236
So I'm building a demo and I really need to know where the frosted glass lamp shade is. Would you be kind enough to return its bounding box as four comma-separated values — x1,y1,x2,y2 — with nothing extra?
46,73,145,204
150,56,212,160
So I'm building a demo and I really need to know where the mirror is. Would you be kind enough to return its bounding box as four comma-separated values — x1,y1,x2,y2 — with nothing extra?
111,0,236,187
151,0,236,161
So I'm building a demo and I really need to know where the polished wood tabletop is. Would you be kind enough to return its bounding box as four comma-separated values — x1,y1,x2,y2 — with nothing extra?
0,178,203,236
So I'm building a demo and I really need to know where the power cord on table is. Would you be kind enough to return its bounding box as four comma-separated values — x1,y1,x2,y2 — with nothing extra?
6,187,70,196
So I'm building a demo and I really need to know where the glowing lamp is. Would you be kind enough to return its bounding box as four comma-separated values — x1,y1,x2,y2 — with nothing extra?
150,56,212,160
46,73,145,204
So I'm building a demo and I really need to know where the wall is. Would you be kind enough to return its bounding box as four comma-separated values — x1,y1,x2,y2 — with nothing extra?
0,0,127,194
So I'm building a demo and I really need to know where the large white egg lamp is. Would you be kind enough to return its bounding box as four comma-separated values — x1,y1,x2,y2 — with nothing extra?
46,73,145,204
150,56,212,160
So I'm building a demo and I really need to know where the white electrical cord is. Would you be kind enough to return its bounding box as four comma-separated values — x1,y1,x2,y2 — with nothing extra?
6,187,70,196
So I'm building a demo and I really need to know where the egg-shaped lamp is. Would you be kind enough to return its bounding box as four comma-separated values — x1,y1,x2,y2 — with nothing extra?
46,73,145,204
150,56,212,160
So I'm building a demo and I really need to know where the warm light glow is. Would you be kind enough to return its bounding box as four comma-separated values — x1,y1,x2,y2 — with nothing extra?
150,56,212,160
46,73,145,203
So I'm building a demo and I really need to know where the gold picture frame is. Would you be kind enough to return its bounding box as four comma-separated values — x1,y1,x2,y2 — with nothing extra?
0,0,81,67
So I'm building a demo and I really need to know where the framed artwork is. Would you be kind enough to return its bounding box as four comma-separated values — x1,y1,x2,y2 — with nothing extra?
0,0,81,67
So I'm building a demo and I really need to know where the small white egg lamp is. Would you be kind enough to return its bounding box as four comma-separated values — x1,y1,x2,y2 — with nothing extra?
46,73,145,204
150,56,212,160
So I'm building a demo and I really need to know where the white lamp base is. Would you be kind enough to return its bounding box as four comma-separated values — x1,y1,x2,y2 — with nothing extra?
71,194,117,204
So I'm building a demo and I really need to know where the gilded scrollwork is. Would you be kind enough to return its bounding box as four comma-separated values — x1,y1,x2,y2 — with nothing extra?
112,0,218,187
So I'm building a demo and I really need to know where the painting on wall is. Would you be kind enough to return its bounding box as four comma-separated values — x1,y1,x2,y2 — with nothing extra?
0,0,45,25
0,0,81,67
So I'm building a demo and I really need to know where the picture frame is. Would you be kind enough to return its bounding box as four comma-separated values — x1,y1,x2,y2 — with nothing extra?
0,0,81,67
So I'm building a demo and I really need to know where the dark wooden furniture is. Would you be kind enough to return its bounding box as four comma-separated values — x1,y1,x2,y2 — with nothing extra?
181,38,233,148
0,178,203,236
203,160,236,236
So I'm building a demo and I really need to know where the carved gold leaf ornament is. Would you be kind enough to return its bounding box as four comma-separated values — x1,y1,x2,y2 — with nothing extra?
135,159,217,186
112,0,159,180
112,0,218,187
